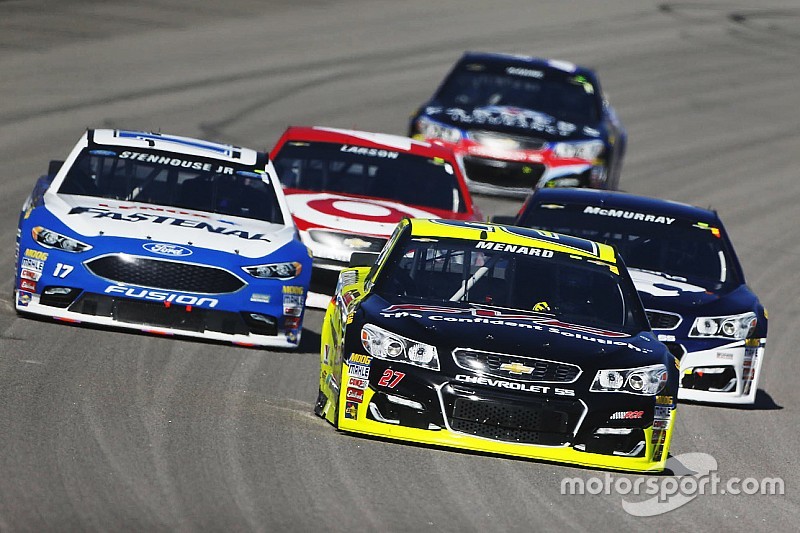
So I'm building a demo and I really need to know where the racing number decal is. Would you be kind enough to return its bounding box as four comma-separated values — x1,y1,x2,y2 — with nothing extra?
53,263,73,278
377,369,405,388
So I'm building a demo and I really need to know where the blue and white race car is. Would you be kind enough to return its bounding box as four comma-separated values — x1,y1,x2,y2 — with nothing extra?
510,188,767,404
14,129,312,349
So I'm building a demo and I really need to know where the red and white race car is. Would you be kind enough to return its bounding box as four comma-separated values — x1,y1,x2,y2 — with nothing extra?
270,127,483,291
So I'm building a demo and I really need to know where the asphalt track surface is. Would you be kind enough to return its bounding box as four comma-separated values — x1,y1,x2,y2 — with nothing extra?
1,1,799,531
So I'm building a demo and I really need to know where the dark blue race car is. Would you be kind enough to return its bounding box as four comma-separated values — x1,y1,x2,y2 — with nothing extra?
509,188,767,404
409,52,627,196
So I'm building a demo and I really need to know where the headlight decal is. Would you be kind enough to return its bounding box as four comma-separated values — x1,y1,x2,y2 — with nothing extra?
31,226,92,253
590,364,668,395
552,140,605,160
243,261,302,280
416,117,462,144
689,312,757,340
360,323,440,371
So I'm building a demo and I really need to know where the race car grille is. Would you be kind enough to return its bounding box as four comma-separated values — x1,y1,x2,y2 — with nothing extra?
462,156,547,189
469,131,547,151
441,384,584,446
646,310,681,330
85,255,245,294
452,349,580,383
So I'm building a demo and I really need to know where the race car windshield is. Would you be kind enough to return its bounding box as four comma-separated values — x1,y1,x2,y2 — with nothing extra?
58,148,284,224
519,203,742,290
435,64,601,123
273,141,467,213
375,237,647,335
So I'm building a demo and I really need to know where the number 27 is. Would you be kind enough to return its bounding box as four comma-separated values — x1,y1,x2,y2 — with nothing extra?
378,369,405,388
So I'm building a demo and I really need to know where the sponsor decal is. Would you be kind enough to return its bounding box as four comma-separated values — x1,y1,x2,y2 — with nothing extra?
24,249,49,261
610,410,644,420
283,294,304,307
339,145,399,159
657,334,676,342
67,206,271,242
475,241,554,257
282,285,304,295
455,374,575,396
20,269,41,281
380,304,637,345
346,387,364,403
654,406,671,419
17,291,32,307
104,285,219,308
348,376,368,390
499,362,535,375
505,66,544,78
652,419,669,430
348,363,370,380
143,242,193,257
582,206,675,225
344,401,358,419
100,202,210,218
343,237,372,250
19,279,36,292
250,293,271,303
286,193,435,234
655,395,674,405
431,106,577,137
350,353,372,365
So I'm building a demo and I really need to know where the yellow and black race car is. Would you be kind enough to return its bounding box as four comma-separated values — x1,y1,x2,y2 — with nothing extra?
315,218,678,472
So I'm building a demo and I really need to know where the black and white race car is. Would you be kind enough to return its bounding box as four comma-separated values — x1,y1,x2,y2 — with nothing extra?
510,188,767,404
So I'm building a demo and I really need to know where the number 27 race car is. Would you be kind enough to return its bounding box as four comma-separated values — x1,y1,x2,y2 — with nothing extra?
14,129,311,348
315,219,679,472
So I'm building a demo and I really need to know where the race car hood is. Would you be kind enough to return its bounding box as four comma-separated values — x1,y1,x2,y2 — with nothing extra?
631,269,757,316
361,295,661,367
43,193,296,258
284,190,463,237
423,104,602,142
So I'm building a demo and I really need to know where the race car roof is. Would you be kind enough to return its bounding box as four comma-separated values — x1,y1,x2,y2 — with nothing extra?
274,126,457,161
89,129,264,166
406,218,617,264
527,188,721,225
459,51,597,79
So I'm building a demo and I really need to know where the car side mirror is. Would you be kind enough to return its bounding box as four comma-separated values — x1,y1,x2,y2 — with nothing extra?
349,251,380,268
48,160,64,177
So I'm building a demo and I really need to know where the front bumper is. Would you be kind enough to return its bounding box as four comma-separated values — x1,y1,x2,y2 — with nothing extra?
677,338,765,405
328,362,675,472
15,288,303,349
